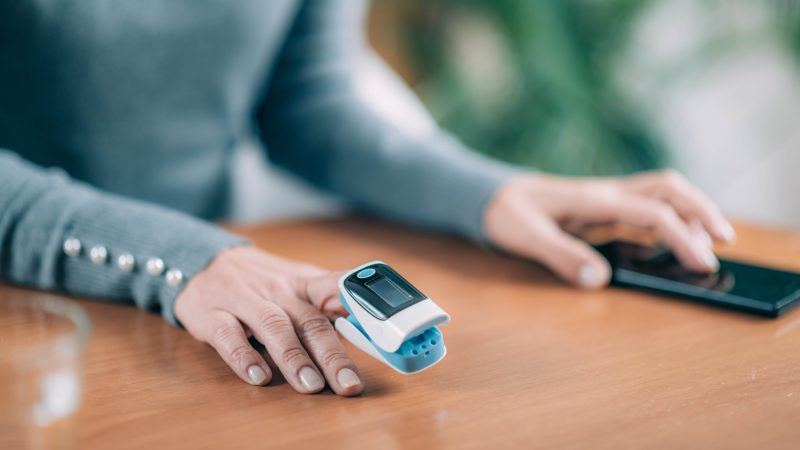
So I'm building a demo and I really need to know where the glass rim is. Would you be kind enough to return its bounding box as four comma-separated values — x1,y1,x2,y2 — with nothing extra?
1,295,91,366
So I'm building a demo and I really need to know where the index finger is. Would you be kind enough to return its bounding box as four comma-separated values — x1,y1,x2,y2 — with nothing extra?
625,170,736,243
303,271,347,314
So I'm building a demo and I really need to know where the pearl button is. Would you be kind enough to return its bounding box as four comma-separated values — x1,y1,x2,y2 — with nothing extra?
145,257,165,276
89,246,108,265
117,253,136,272
165,269,184,286
63,238,82,257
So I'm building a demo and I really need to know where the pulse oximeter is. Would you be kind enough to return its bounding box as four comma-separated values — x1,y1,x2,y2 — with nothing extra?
335,261,450,374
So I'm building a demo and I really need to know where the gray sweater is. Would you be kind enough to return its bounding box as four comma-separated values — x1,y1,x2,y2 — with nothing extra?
0,0,513,324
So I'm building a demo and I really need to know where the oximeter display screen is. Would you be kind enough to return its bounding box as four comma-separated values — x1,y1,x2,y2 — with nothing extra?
343,263,427,320
367,277,412,307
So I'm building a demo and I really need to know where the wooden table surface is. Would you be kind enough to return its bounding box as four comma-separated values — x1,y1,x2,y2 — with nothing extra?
6,217,800,449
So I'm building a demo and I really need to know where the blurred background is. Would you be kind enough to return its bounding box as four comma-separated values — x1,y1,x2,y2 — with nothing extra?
235,0,800,229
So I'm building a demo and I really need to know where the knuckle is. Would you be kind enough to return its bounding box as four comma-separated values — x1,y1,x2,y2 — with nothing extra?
259,276,280,294
264,276,296,298
229,345,254,364
659,169,685,187
588,185,619,205
256,313,291,333
297,315,334,341
650,204,676,224
275,282,296,299
319,349,350,368
255,305,291,333
575,182,598,198
211,322,240,344
650,208,686,238
280,346,308,366
579,183,621,206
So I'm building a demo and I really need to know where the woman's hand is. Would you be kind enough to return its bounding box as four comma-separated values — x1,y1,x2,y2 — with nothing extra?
174,247,363,396
484,170,736,289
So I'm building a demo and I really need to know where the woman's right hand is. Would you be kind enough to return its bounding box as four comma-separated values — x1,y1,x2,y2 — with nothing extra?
173,246,363,396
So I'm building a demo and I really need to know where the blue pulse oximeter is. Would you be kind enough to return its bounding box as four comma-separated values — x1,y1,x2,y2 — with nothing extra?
335,261,450,374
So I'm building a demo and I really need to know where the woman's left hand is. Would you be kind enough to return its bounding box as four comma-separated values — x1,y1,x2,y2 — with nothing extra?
484,170,736,289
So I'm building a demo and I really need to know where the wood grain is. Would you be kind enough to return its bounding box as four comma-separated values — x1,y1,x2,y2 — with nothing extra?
4,217,800,449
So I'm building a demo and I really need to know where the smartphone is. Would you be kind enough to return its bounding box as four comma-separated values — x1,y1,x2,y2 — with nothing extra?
594,241,800,317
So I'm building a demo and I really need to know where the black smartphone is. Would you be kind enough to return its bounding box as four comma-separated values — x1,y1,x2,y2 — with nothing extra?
594,241,800,317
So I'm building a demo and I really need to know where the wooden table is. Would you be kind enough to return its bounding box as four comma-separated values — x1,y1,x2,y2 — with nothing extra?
6,218,800,449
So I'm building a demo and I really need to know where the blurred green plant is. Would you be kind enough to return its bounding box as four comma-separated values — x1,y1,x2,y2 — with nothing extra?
385,0,800,176
393,0,667,176
774,0,800,60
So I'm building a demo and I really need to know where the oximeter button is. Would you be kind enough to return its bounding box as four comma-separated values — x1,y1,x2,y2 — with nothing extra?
356,268,376,279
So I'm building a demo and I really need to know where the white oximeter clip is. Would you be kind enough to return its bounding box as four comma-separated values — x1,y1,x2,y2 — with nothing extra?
335,261,450,374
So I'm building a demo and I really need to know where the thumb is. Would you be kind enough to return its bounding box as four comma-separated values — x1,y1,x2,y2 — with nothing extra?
521,225,612,290
304,270,347,316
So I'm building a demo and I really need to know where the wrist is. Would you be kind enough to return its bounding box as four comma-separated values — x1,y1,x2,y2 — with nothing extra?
483,173,540,241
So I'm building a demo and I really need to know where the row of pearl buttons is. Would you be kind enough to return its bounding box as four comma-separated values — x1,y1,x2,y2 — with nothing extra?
63,237,184,286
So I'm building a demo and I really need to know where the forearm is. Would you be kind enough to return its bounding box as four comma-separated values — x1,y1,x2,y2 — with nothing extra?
0,151,246,324
260,0,518,241
264,102,516,240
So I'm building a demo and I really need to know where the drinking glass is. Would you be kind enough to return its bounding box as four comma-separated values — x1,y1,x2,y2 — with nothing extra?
0,294,91,449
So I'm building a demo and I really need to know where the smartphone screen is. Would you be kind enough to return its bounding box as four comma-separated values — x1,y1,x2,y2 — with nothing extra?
594,241,800,317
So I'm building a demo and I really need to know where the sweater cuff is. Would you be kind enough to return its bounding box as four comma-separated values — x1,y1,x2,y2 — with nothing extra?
61,186,249,325
2,152,248,325
41,187,248,325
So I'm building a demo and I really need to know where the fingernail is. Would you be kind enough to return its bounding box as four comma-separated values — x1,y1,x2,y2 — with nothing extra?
578,265,605,290
247,365,268,385
337,368,361,389
703,248,719,271
299,366,325,392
